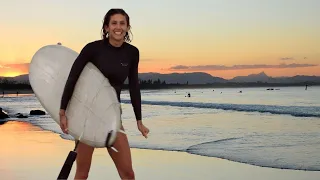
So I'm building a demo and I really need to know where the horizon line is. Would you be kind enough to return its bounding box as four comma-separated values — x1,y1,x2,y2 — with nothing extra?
1,71,320,80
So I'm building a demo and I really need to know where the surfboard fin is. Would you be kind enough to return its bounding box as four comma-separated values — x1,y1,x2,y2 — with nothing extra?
111,147,118,152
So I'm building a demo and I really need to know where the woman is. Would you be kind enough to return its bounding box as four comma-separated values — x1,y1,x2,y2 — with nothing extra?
58,8,149,180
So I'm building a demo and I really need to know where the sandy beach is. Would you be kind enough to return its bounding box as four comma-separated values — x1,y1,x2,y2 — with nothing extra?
0,121,318,180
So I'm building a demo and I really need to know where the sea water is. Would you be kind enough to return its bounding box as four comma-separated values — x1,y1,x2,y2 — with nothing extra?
1,86,319,171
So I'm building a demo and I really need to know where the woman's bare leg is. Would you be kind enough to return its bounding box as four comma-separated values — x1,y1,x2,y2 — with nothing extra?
107,125,135,180
74,141,94,180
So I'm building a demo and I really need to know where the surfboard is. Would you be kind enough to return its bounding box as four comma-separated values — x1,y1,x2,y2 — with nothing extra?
29,44,122,148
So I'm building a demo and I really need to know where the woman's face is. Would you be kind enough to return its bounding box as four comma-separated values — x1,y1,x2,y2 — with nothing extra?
105,14,129,42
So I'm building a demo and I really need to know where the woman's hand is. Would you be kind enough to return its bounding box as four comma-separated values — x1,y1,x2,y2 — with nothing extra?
59,110,69,134
137,120,149,138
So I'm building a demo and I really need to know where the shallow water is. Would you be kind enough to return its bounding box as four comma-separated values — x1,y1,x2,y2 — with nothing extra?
1,86,319,171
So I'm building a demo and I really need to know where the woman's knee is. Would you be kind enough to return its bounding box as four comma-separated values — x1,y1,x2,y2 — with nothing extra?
119,168,135,179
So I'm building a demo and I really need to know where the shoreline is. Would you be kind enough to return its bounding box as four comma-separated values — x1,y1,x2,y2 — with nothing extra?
0,84,318,95
0,89,34,95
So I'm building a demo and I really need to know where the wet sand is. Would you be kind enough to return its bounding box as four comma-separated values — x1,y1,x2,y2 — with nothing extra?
0,121,319,180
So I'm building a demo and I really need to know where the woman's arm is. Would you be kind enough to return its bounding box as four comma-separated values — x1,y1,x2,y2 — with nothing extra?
60,43,92,112
128,47,149,138
128,47,142,121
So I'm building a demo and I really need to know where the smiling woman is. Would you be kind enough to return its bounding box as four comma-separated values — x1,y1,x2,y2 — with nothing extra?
56,8,149,180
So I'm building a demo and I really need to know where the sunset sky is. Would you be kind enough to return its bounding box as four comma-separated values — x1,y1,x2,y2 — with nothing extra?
1,0,319,79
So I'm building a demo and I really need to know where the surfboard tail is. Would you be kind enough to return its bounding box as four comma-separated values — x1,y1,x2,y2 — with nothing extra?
105,130,127,152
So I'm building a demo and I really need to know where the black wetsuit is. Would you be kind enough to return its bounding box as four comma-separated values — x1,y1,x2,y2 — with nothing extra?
60,38,141,121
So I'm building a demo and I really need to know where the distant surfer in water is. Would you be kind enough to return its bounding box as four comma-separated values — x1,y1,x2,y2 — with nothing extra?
58,9,149,180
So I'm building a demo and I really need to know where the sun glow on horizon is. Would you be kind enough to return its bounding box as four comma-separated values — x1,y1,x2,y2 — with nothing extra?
0,72,24,77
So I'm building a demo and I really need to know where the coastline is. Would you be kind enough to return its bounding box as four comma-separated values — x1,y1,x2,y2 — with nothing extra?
0,83,318,95
0,121,319,180
1,89,34,95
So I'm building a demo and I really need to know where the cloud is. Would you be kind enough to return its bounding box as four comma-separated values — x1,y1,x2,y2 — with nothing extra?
169,63,318,71
280,57,295,60
0,65,9,68
170,65,189,69
0,63,29,69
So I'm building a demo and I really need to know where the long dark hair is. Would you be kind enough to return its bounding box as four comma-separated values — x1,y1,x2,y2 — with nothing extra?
101,9,132,42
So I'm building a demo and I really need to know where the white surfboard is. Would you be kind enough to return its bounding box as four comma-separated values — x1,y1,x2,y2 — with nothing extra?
29,44,122,148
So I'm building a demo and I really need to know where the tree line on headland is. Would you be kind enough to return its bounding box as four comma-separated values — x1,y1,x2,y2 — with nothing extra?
0,77,318,92
0,78,31,90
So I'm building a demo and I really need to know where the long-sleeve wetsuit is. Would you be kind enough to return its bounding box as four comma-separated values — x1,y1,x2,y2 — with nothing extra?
60,38,142,121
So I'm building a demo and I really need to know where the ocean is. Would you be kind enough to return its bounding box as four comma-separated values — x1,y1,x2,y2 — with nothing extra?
1,86,319,171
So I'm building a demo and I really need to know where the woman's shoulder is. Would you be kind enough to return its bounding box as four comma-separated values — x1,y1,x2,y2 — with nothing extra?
86,39,104,47
81,40,104,52
125,42,139,54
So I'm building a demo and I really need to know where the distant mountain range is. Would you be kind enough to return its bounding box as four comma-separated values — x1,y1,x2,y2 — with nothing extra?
228,72,320,84
0,74,30,84
137,72,226,84
1,72,320,85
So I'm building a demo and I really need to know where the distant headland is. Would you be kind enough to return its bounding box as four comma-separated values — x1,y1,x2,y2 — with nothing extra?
0,72,319,92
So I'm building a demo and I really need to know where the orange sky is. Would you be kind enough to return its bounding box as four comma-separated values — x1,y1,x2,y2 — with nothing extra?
1,62,318,80
1,1,319,79
0,63,29,77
